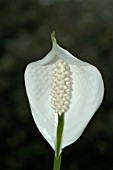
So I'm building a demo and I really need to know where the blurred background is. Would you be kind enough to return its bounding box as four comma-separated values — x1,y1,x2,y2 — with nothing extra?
0,0,113,169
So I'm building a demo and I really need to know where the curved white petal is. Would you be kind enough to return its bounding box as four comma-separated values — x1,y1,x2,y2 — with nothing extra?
24,35,104,150
62,64,104,148
25,63,58,149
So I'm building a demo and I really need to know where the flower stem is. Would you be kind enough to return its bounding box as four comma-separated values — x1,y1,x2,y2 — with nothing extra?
53,113,64,170
53,154,61,170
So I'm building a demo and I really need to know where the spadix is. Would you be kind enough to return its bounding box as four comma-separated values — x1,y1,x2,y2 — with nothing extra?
51,59,71,115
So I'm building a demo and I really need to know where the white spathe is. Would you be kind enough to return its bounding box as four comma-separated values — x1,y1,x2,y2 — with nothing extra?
24,34,104,150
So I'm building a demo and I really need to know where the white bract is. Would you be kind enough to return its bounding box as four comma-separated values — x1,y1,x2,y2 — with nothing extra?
24,33,104,150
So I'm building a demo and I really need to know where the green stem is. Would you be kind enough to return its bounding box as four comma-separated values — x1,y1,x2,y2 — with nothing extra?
53,113,64,170
53,154,61,170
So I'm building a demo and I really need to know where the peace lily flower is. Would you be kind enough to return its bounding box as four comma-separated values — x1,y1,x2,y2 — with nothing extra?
24,32,104,170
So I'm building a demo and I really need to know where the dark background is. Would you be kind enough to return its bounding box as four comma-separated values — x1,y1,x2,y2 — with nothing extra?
0,0,113,169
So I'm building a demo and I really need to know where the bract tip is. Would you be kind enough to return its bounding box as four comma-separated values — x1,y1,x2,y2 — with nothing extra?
51,31,56,47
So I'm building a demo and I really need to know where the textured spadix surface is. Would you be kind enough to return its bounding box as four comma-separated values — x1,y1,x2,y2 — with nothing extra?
24,34,104,150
